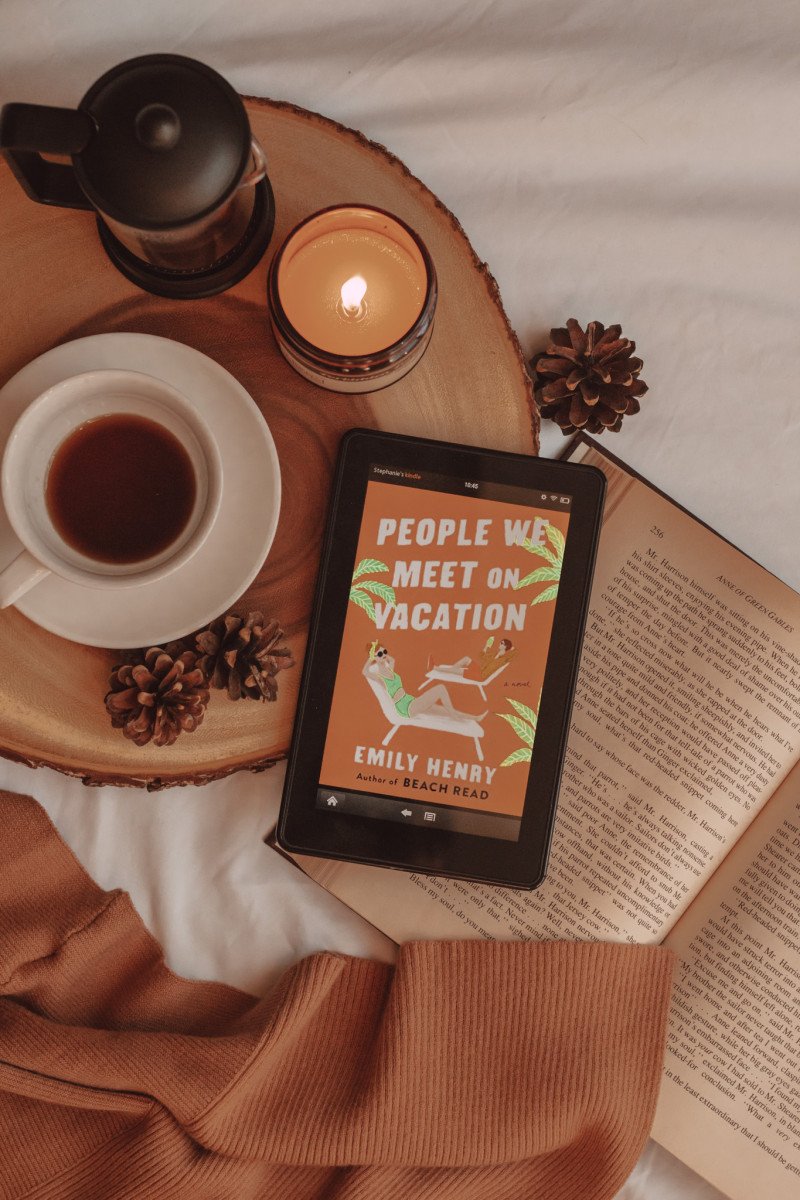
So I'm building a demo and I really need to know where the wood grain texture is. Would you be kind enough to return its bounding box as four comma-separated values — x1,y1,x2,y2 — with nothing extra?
0,97,538,788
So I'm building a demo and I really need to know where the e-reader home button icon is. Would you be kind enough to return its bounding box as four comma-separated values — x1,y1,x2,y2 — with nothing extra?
316,788,348,813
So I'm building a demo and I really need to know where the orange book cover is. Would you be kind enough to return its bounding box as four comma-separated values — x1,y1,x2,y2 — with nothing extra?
319,474,570,820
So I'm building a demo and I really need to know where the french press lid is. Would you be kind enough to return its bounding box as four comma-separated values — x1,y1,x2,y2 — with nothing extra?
75,54,253,229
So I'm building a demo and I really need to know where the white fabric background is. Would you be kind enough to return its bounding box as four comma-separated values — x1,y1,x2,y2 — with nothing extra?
1,3,798,1197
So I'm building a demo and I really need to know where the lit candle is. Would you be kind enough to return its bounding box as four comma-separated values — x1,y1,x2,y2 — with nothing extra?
268,205,437,393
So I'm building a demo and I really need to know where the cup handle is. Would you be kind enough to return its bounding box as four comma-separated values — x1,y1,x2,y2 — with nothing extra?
238,137,268,189
0,549,51,607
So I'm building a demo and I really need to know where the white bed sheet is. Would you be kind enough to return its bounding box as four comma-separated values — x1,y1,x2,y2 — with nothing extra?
2,3,799,1197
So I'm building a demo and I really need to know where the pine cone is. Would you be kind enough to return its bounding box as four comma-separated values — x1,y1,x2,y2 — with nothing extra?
105,647,210,747
195,611,294,701
114,639,191,667
530,318,648,434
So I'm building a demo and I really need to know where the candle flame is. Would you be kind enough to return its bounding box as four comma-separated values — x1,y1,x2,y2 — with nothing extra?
340,274,367,313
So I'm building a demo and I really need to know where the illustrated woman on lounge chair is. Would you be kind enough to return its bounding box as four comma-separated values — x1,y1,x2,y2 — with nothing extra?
363,642,487,722
363,642,487,759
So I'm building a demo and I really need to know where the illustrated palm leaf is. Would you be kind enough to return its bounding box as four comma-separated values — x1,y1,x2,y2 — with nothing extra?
516,523,565,605
498,712,535,746
507,698,538,729
522,537,559,566
349,587,376,621
496,695,539,767
349,558,396,625
545,523,566,559
352,557,389,581
500,746,532,767
517,565,560,588
530,583,559,606
355,580,396,606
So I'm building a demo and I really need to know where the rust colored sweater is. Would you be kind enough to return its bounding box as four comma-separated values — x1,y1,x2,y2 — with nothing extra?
0,790,674,1199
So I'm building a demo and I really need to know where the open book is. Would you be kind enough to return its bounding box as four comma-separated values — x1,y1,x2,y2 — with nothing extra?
291,436,800,1200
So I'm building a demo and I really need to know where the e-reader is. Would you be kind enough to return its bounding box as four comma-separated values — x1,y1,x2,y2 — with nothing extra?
278,429,605,889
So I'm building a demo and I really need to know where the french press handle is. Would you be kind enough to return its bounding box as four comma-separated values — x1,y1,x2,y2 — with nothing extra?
0,103,94,210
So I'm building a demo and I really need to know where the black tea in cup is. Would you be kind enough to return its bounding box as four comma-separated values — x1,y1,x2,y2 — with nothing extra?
45,413,196,564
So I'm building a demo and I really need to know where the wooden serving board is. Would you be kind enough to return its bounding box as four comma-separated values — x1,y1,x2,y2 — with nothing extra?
0,97,537,788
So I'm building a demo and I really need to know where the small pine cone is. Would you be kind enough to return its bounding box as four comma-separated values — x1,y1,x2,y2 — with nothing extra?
105,647,210,748
530,318,648,435
195,611,294,702
114,639,191,667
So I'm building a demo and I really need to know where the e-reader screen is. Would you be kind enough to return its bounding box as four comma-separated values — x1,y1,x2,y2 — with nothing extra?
317,463,572,842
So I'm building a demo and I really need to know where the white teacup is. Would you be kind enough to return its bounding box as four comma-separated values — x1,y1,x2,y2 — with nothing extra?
0,369,223,607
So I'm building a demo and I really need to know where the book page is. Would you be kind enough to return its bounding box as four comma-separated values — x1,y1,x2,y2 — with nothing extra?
653,761,800,1200
297,443,800,949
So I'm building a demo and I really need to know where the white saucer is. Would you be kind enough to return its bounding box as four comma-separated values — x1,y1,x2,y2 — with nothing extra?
0,334,281,648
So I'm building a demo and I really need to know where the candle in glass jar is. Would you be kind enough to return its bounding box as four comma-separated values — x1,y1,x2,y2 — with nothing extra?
268,206,437,393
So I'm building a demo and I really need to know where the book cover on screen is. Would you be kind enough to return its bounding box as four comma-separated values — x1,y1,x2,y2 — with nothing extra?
318,469,570,828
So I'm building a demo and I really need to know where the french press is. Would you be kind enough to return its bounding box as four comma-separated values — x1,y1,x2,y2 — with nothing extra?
0,54,275,298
